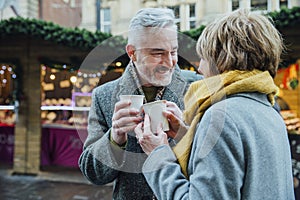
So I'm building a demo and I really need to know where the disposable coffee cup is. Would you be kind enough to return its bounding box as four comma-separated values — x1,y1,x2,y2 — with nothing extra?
119,95,144,111
143,100,169,133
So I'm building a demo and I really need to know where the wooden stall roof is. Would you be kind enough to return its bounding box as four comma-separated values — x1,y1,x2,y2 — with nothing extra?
1,6,300,70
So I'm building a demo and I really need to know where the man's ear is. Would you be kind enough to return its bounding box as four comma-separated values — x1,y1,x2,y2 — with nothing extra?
126,45,136,61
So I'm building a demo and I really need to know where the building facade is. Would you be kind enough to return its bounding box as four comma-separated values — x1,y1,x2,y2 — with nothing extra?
0,0,82,28
0,0,39,19
1,0,300,34
40,0,82,28
80,0,300,35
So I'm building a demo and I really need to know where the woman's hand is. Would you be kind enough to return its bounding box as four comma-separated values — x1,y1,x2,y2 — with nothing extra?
163,101,187,139
135,114,168,155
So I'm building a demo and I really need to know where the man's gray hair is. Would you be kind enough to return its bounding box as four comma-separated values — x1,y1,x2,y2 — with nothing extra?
129,8,177,30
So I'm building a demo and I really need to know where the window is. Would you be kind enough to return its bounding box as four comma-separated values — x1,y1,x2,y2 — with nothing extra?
232,0,240,10
280,0,288,8
189,4,196,29
70,0,76,8
168,5,180,30
101,8,111,33
251,0,268,10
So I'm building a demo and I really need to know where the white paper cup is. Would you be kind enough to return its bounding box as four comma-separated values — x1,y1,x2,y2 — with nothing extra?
119,95,144,111
143,100,169,133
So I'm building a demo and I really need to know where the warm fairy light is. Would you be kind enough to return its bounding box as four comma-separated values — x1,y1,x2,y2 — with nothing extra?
116,62,122,67
50,74,56,80
70,76,77,83
76,71,102,78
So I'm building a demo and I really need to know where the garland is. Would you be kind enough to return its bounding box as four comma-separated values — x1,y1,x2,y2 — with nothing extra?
0,17,113,51
1,7,299,51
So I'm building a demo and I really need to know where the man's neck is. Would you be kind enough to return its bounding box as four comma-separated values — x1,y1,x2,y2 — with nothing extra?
142,86,159,102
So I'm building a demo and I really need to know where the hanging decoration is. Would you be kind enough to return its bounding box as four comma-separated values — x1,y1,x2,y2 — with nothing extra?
281,63,299,90
0,64,18,104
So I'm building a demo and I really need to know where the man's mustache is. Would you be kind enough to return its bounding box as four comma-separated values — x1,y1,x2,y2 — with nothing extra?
155,66,174,73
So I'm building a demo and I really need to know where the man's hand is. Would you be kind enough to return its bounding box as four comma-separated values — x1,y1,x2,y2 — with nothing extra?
111,100,143,145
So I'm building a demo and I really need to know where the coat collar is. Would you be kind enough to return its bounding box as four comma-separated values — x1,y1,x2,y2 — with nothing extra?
229,92,271,107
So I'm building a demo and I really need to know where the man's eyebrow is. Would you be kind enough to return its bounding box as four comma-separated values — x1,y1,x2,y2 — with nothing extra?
149,47,178,51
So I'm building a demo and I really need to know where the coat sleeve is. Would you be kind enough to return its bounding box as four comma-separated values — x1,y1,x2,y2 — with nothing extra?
78,87,125,185
142,108,245,199
180,69,203,84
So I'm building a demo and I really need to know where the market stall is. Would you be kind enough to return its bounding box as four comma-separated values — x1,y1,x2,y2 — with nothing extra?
275,59,300,197
0,125,14,164
41,125,87,168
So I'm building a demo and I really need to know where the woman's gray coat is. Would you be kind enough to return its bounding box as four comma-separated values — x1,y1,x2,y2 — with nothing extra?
142,93,295,200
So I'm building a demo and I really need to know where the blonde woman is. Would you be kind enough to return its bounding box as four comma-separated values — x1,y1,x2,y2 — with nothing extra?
135,9,295,199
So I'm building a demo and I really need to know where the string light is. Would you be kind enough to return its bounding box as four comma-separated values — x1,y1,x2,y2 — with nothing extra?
70,76,77,83
50,74,56,80
0,65,17,106
0,65,16,80
116,62,122,67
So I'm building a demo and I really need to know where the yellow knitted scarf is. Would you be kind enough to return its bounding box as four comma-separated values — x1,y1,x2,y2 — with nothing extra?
173,70,278,178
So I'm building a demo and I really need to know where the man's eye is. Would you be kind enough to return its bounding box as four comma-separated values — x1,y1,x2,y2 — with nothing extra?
151,52,163,56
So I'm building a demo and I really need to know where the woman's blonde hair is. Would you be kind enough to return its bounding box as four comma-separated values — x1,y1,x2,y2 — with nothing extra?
196,8,284,77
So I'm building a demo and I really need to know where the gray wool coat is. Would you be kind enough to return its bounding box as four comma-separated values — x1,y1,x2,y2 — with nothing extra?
142,92,295,200
79,64,196,200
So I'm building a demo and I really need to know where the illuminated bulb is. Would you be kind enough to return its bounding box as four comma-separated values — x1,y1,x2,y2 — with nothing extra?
50,74,56,80
116,62,122,67
70,76,77,83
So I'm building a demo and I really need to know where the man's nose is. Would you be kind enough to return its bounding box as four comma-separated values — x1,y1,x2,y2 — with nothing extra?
162,52,176,67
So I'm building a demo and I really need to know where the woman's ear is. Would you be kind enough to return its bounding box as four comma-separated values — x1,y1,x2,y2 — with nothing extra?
126,45,136,61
